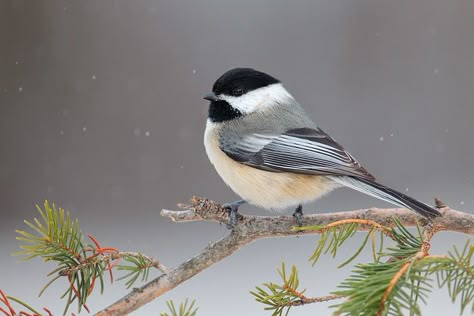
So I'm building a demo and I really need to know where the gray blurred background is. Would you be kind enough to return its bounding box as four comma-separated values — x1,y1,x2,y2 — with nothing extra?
1,0,473,315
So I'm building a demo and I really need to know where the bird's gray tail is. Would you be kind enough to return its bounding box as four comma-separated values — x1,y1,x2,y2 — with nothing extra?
329,176,441,219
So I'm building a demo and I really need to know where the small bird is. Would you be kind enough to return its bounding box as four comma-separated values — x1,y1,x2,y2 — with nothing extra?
203,68,441,227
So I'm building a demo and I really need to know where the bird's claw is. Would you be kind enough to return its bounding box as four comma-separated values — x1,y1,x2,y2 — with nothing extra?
292,204,304,226
223,200,246,229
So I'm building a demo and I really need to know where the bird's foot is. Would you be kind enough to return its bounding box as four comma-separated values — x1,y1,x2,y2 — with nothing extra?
222,200,246,229
292,204,304,226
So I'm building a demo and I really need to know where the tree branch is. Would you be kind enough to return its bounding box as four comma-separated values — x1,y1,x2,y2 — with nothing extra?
96,197,473,315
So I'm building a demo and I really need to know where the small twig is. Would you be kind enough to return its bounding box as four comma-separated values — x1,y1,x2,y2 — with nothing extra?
96,197,473,315
283,284,344,307
286,294,344,306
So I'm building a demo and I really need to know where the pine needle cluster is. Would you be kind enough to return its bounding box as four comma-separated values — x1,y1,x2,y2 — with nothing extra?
14,201,157,315
252,219,474,316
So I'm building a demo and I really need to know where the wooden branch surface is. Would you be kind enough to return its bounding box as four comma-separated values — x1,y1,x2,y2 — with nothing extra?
96,197,473,315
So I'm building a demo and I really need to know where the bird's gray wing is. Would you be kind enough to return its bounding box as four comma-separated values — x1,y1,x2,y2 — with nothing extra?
220,127,375,181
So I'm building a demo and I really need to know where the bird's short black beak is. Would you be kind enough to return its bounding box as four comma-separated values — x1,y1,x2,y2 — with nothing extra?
203,92,219,102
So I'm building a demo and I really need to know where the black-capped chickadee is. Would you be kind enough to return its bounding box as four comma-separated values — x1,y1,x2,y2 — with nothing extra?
203,68,441,226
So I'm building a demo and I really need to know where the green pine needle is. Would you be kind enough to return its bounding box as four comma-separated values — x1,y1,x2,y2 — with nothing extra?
160,299,198,316
421,240,474,314
300,221,388,267
251,262,306,316
117,253,153,288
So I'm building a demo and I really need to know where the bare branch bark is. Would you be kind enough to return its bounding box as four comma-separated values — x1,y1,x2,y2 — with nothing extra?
96,197,473,315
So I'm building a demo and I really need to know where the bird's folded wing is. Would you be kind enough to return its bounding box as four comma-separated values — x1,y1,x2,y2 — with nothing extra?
220,127,375,181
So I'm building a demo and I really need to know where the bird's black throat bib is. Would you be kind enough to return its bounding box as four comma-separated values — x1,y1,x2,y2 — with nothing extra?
208,100,243,123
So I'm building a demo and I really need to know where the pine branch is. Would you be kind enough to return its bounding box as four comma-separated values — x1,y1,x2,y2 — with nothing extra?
331,220,431,315
5,198,473,315
97,196,473,315
252,219,473,316
251,262,343,315
14,201,167,315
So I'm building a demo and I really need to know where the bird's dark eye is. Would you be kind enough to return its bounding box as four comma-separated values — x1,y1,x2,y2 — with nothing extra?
232,88,244,97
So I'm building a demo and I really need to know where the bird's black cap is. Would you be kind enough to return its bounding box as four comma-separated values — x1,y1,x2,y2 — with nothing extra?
212,68,280,97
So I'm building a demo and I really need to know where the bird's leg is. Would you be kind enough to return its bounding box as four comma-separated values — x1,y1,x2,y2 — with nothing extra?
292,204,304,226
222,200,246,229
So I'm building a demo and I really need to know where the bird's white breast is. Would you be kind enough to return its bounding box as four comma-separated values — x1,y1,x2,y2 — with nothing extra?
204,120,339,211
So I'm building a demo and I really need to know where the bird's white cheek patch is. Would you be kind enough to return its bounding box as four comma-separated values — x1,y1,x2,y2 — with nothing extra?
221,83,293,114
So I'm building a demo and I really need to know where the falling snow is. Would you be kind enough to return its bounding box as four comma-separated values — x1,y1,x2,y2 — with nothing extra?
92,75,96,80
405,188,409,192
192,69,197,74
145,131,151,137
18,87,23,92
133,128,141,136
379,137,384,142
460,201,465,205
60,130,65,135
82,126,87,132
433,69,439,75
390,133,394,137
